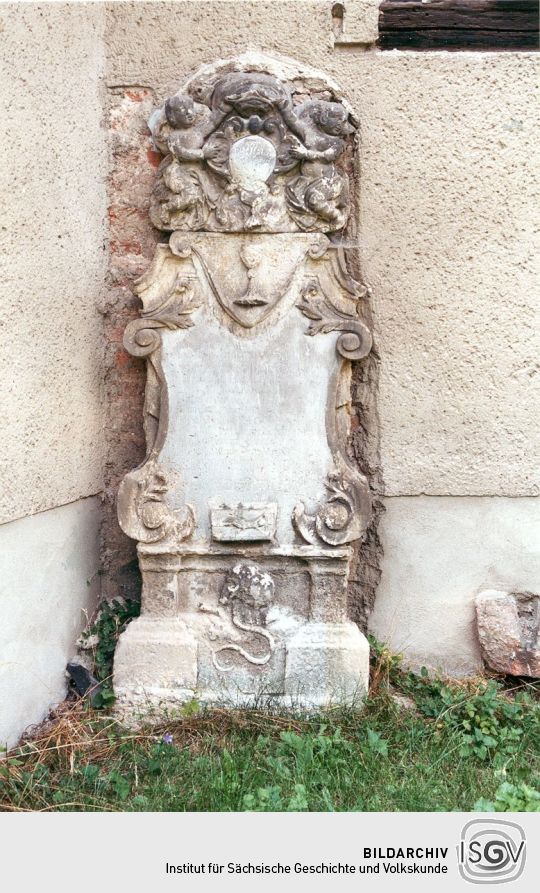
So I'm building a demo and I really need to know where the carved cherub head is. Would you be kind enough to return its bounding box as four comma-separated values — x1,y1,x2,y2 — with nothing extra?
310,101,354,138
165,94,197,128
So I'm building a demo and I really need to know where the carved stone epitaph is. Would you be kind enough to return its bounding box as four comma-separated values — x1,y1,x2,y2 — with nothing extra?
113,54,372,713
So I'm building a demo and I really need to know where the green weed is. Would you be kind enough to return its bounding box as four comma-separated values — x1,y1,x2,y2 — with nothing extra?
475,780,540,812
80,598,139,707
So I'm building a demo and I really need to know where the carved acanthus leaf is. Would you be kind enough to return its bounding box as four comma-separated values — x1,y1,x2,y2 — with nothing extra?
117,462,195,546
123,256,202,360
141,274,201,330
297,278,372,360
293,470,370,547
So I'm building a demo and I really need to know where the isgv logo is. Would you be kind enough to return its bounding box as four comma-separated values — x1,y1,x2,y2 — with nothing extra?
458,819,526,884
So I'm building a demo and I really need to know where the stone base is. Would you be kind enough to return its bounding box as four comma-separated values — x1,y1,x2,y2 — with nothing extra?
285,622,369,708
113,617,369,717
113,616,198,715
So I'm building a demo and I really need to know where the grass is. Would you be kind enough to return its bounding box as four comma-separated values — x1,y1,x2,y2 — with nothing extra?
1,644,539,812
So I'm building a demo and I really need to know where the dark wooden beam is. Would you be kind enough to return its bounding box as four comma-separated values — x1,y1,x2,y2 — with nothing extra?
379,0,539,50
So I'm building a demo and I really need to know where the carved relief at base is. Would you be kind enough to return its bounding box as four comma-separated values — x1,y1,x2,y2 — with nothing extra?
212,563,276,670
210,503,278,542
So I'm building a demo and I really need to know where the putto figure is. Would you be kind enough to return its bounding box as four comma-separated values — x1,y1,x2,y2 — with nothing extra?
148,69,356,233
284,100,353,230
150,93,223,161
149,93,226,230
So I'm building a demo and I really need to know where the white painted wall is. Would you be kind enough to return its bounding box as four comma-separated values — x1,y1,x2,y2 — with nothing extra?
0,499,101,750
369,497,540,675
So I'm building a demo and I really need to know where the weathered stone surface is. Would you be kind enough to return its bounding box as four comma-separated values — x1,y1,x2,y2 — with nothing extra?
148,64,356,234
114,617,198,699
285,622,369,706
116,229,371,556
113,55,371,712
476,590,540,678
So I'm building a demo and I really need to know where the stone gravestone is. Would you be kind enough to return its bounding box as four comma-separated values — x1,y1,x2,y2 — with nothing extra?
113,54,372,713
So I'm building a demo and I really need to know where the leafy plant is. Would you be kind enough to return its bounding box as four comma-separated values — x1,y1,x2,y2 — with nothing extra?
366,727,388,757
242,783,309,812
80,598,139,707
107,770,131,801
475,781,540,812
384,658,538,762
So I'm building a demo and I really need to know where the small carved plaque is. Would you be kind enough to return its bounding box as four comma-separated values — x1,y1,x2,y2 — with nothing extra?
210,502,277,541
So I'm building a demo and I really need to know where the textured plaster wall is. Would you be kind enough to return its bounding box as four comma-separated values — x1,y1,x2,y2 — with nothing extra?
357,52,540,498
102,0,539,675
102,4,540,502
0,3,107,746
0,498,101,750
0,2,107,524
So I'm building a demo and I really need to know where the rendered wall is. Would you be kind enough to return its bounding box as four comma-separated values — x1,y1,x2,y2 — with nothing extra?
0,499,101,750
103,0,539,674
0,3,107,746
369,498,540,676
357,49,540,672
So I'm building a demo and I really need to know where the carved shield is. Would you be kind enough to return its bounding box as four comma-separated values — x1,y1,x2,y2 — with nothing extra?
170,232,316,328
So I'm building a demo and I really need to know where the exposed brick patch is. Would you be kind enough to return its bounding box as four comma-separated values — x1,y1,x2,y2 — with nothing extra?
101,87,161,603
